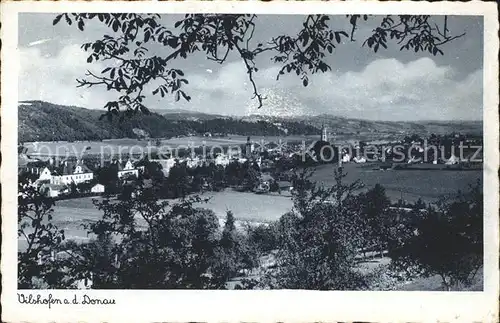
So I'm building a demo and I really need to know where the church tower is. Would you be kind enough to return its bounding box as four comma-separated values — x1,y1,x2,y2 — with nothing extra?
245,136,253,158
321,125,328,142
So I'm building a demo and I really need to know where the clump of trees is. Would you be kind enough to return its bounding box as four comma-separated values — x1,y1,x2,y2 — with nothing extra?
18,169,483,291
388,181,483,290
18,175,70,288
265,168,368,289
94,158,263,200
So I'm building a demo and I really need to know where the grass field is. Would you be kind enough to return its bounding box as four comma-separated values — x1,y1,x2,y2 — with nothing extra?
310,163,482,203
19,162,482,244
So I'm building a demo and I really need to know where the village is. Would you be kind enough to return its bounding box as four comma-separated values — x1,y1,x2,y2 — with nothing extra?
18,126,483,201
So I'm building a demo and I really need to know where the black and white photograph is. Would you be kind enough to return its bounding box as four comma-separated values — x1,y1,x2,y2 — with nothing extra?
2,1,499,322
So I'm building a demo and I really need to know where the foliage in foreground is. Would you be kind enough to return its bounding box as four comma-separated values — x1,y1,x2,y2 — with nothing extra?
263,168,367,289
18,172,483,291
388,181,483,290
53,14,464,117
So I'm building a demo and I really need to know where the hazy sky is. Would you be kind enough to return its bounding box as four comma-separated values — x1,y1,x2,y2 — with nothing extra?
19,13,483,121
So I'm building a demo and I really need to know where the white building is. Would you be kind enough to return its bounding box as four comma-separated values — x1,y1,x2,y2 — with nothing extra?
91,183,105,194
353,156,367,163
152,158,177,177
186,157,202,168
214,154,230,166
38,167,53,182
40,183,69,198
117,160,139,179
445,155,460,165
51,160,94,185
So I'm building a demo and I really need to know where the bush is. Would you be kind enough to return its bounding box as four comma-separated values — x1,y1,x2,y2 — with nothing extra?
389,182,483,290
18,174,71,288
264,168,368,290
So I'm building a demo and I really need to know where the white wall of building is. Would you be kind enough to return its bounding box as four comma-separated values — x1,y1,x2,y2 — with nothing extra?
38,167,52,181
91,184,105,193
51,173,94,185
118,169,139,179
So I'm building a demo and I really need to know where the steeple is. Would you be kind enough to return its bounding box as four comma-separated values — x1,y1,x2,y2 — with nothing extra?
321,125,328,142
245,136,253,158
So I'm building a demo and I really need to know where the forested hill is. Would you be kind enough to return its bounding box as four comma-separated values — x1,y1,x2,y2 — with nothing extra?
19,101,482,142
18,101,319,142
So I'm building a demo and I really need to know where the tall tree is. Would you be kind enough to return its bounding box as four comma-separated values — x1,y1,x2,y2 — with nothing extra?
359,184,391,256
267,168,367,290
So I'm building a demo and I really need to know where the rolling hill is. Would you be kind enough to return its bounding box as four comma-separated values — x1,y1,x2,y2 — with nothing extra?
18,100,193,142
18,100,482,143
18,101,296,142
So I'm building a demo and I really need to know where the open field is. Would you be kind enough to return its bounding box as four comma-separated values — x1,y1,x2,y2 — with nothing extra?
310,163,482,203
19,191,294,247
18,162,481,246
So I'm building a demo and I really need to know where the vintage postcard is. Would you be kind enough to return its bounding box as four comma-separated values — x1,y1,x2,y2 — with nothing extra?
1,1,499,322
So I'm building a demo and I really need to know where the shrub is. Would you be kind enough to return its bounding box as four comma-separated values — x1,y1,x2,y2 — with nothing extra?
389,182,483,290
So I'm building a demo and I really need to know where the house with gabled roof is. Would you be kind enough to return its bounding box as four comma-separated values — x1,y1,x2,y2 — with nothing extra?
40,183,70,198
18,153,46,175
116,159,139,179
51,160,94,185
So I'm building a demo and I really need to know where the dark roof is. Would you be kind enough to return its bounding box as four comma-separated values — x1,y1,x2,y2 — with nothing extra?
277,181,292,188
61,161,93,175
18,154,44,167
41,183,68,191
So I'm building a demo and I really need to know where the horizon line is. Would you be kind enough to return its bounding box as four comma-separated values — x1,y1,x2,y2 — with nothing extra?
18,99,483,124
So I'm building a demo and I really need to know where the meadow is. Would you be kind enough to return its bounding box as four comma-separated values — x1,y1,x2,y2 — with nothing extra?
310,163,482,203
17,162,482,246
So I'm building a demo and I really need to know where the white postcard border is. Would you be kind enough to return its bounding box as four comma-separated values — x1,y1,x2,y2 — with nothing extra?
1,1,498,322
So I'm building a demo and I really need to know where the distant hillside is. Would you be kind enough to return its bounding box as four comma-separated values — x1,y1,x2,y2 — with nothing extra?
242,114,483,137
18,101,482,143
19,101,313,142
153,109,226,121
18,101,192,142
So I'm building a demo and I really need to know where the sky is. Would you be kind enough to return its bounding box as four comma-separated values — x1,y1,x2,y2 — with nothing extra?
19,13,483,121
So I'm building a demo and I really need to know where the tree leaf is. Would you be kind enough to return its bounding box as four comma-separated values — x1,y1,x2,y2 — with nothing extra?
302,32,309,47
335,32,341,44
53,15,62,26
167,38,178,48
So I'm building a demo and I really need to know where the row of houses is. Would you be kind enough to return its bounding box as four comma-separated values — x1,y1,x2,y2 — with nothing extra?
20,154,141,197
